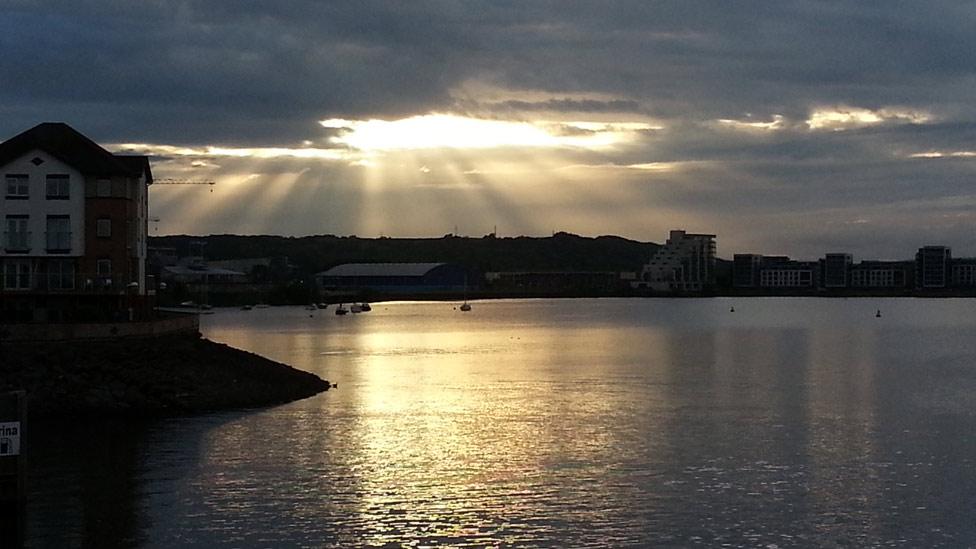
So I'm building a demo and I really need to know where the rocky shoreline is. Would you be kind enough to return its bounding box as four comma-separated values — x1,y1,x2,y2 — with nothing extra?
0,334,330,417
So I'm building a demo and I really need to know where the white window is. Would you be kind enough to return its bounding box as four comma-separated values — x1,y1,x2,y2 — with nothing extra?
48,259,75,290
46,174,70,199
96,217,112,238
5,174,28,198
46,216,71,251
96,178,112,197
4,216,29,252
3,260,32,290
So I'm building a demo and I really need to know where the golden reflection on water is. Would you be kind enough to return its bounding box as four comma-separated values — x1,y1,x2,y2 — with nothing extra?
182,299,976,546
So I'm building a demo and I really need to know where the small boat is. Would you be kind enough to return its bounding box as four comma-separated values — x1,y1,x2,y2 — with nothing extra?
359,302,372,312
459,273,472,312
350,303,363,313
305,304,317,311
255,303,270,309
876,309,882,318
730,306,735,313
335,304,348,316
241,305,253,311
316,303,329,310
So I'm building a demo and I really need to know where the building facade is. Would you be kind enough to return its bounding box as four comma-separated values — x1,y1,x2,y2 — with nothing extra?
317,263,470,294
821,253,853,288
915,246,951,289
0,123,153,322
639,230,716,292
951,259,976,287
759,260,819,288
732,254,762,288
849,261,911,288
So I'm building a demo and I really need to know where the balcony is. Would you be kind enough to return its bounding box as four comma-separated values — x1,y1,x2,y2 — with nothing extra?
45,231,72,253
2,231,31,253
8,272,132,293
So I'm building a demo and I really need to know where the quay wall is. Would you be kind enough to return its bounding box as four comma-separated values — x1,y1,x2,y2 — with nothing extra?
1,313,200,342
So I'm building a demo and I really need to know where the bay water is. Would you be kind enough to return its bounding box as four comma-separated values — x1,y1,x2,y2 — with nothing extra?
27,298,976,547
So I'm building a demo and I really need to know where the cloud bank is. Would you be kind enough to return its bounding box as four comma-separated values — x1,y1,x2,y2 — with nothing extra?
4,1,976,258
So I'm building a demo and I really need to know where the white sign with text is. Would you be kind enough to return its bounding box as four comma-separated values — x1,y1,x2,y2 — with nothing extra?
0,422,21,456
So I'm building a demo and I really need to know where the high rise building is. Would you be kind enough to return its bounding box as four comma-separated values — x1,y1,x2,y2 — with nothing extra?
639,230,716,292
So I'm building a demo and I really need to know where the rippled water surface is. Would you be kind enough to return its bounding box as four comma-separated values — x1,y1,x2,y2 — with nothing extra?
27,298,976,547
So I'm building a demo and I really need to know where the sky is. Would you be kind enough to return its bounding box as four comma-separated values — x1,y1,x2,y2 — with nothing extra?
2,1,976,259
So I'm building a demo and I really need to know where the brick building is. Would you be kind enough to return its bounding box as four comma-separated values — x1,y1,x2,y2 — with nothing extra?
0,123,153,321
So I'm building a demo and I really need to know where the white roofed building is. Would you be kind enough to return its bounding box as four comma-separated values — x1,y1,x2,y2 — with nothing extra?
316,262,469,294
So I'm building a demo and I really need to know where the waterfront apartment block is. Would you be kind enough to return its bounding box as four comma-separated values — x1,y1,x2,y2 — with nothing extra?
822,253,853,288
951,259,976,287
759,260,819,288
0,123,153,322
849,261,912,288
638,230,716,292
915,246,951,289
732,254,763,287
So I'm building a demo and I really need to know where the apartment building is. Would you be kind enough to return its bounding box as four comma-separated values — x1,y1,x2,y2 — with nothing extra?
849,261,911,288
821,253,853,288
0,123,152,321
639,230,716,292
915,246,951,289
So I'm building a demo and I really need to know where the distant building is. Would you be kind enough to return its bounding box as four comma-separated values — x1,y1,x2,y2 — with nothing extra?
161,264,247,285
0,123,153,322
951,258,976,287
732,254,762,288
850,261,911,288
639,230,716,292
915,246,951,288
316,263,469,294
759,259,819,288
485,271,624,294
821,253,853,288
207,256,296,283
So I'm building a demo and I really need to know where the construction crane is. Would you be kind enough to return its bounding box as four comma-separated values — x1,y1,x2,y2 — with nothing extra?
150,179,216,233
153,178,217,192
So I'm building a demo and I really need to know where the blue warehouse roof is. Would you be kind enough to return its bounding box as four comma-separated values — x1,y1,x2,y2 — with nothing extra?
317,263,448,278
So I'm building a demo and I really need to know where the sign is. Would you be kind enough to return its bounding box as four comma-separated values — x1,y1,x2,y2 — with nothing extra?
0,422,20,456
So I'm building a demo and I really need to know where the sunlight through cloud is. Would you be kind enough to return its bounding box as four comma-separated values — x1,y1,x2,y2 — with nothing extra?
320,114,654,151
806,106,931,131
113,143,353,161
716,115,785,131
909,150,976,158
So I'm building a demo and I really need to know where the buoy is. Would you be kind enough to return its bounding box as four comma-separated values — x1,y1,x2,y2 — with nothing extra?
876,309,881,318
730,306,735,313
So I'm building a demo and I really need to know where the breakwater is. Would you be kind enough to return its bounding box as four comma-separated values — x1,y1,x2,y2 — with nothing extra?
0,334,330,417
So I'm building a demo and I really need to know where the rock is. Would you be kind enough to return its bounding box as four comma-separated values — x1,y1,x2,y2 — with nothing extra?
0,335,330,417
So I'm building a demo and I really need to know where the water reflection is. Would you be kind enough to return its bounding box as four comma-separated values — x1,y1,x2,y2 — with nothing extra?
26,299,976,546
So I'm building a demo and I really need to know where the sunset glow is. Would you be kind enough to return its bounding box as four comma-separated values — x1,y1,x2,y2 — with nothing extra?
320,114,655,152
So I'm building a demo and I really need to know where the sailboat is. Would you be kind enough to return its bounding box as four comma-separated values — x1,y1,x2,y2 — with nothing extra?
459,273,472,311
335,303,348,315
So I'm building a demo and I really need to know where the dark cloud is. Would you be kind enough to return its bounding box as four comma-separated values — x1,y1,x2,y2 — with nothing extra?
4,1,976,255
482,99,643,114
